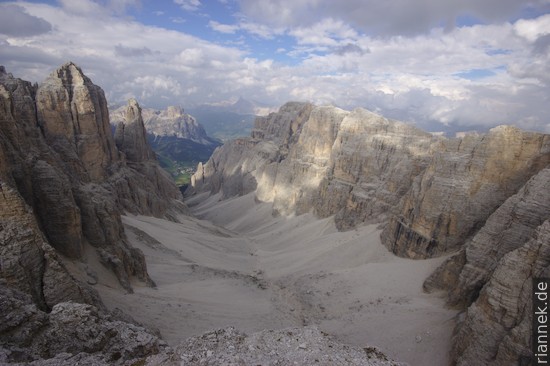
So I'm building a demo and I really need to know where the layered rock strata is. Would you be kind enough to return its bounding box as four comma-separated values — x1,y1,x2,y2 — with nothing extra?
421,167,550,364
381,126,550,258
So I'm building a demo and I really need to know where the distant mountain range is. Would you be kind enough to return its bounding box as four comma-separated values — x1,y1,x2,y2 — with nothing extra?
188,97,276,141
110,105,221,186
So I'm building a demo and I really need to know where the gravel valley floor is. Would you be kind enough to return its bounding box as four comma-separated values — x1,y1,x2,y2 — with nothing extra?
95,192,456,365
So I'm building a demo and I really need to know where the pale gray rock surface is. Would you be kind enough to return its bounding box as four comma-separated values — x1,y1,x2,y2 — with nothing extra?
156,326,403,366
381,126,550,258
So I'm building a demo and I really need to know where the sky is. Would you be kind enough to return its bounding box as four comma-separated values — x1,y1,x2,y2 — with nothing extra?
0,0,549,134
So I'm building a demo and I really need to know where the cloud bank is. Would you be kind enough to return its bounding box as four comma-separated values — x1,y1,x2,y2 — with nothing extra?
0,0,548,133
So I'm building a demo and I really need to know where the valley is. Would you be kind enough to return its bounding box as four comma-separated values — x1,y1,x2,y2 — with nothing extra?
95,192,455,366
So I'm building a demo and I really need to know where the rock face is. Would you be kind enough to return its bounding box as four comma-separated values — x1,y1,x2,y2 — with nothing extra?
452,220,550,365
421,167,550,365
381,126,550,258
188,101,550,365
114,98,155,162
188,102,438,230
0,182,101,311
0,62,188,364
0,63,185,296
36,62,118,183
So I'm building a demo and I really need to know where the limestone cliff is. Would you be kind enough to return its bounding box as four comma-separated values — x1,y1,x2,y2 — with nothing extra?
188,102,439,229
452,219,550,365
420,167,550,364
381,126,550,258
0,63,184,297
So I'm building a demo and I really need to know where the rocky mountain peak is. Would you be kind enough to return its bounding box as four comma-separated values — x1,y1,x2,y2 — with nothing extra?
36,62,118,182
0,63,185,304
114,98,155,162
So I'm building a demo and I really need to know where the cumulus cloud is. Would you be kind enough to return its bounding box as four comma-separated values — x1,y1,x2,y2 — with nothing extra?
174,0,201,12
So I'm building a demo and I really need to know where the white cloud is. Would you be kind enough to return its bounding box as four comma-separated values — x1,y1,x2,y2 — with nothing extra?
0,4,52,37
174,0,201,11
290,18,359,47
514,14,550,42
209,20,239,34
1,0,549,134
170,17,186,24
209,19,283,39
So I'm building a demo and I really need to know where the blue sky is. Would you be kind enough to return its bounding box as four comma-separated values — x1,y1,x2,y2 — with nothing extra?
0,0,549,134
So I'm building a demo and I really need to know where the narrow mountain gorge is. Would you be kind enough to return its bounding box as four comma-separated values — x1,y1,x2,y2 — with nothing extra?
189,101,550,365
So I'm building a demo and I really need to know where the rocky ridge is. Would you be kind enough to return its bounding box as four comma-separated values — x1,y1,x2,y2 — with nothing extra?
188,101,550,365
189,102,439,230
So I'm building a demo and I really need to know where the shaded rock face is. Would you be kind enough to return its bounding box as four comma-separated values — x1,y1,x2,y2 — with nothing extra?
36,62,118,183
315,108,436,229
452,220,550,365
0,63,184,298
0,182,101,311
381,127,550,259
